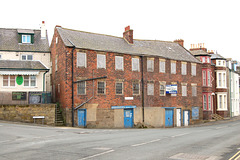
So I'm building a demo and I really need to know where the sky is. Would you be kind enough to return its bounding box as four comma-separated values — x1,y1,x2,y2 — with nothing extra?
1,0,240,61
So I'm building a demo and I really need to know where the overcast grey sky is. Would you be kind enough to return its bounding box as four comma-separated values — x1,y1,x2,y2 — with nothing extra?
1,0,239,61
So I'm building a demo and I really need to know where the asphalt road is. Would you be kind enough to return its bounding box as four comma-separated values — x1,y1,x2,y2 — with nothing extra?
0,119,240,160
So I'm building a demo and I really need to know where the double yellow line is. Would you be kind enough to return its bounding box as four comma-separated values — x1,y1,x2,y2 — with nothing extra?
229,151,240,160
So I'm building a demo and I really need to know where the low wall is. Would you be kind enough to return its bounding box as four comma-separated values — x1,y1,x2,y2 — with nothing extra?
0,104,56,125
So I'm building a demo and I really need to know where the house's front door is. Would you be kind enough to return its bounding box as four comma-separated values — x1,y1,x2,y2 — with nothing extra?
165,109,173,127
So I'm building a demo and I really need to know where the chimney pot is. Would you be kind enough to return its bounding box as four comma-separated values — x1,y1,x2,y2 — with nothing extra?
125,26,130,31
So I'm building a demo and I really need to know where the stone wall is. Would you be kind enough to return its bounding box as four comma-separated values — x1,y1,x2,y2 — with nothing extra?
0,104,56,125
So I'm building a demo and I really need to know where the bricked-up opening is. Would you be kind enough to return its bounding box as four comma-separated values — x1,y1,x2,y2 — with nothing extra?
174,39,184,47
123,26,133,44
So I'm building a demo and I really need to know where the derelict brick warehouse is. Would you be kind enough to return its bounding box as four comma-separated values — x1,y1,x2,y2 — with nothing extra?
50,25,203,128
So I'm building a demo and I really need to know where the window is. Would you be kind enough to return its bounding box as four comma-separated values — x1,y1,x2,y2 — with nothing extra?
97,54,106,69
217,71,226,88
208,95,211,110
207,71,211,86
182,84,187,96
203,71,206,86
133,82,140,95
171,61,176,74
24,75,36,87
132,57,139,71
192,84,197,96
147,58,154,72
55,55,58,71
181,62,187,75
207,57,210,63
217,93,227,110
115,56,124,70
97,81,105,94
191,63,196,76
3,75,15,87
202,57,205,63
116,82,123,95
147,83,154,95
22,55,33,60
159,59,165,73
56,37,58,44
77,81,86,95
77,52,86,68
58,84,60,93
203,95,207,110
216,60,226,67
159,82,166,96
22,35,31,43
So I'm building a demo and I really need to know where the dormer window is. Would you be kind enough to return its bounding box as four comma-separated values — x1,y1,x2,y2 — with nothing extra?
22,35,31,43
22,55,33,60
216,60,226,67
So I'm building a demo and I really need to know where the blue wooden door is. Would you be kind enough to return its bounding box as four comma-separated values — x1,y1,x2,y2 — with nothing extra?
78,109,86,127
165,109,173,127
124,109,133,128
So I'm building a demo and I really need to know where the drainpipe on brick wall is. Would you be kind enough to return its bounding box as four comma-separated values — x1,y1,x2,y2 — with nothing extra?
43,70,49,92
68,39,75,127
141,56,145,123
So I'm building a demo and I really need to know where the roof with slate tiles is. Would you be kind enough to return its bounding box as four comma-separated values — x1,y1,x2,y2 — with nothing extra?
0,28,50,52
56,27,200,63
0,60,49,70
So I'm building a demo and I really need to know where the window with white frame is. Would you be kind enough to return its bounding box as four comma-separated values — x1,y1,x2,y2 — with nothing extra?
203,94,207,110
116,82,123,95
217,93,227,110
133,82,140,95
208,95,211,110
77,52,86,68
132,57,139,71
181,62,187,75
191,63,196,76
97,54,106,69
207,71,211,86
216,60,226,67
203,71,206,86
55,55,58,71
22,35,31,43
22,55,33,60
77,81,86,95
159,59,165,73
182,84,187,96
147,82,154,95
207,57,210,63
24,75,36,87
97,81,106,94
115,56,124,70
159,81,166,96
202,57,205,63
192,84,197,96
3,75,15,87
147,58,154,72
217,71,227,88
171,61,176,74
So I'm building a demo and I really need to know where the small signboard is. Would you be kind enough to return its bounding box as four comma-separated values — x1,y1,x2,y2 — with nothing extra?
12,92,27,100
192,106,199,120
166,84,177,94
29,92,42,104
111,106,136,109
125,97,134,100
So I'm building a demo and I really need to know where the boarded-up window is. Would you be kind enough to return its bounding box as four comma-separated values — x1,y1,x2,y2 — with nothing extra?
147,83,154,95
181,62,187,75
191,63,196,76
132,58,139,71
171,61,176,74
192,85,197,96
159,60,165,73
77,52,86,67
182,85,187,96
147,59,154,72
77,81,86,95
97,54,106,69
115,56,124,70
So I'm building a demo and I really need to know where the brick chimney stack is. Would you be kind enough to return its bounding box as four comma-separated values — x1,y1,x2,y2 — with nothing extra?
123,26,133,44
174,39,184,47
190,43,207,52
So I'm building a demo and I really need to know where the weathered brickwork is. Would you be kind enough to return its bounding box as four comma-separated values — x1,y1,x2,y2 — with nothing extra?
50,26,203,127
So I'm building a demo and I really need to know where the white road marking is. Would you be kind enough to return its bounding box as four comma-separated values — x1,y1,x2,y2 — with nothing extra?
93,147,112,150
171,133,189,138
79,149,114,160
132,139,161,147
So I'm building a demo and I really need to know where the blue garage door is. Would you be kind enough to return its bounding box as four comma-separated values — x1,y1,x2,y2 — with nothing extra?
78,109,86,127
124,109,133,128
165,109,174,127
